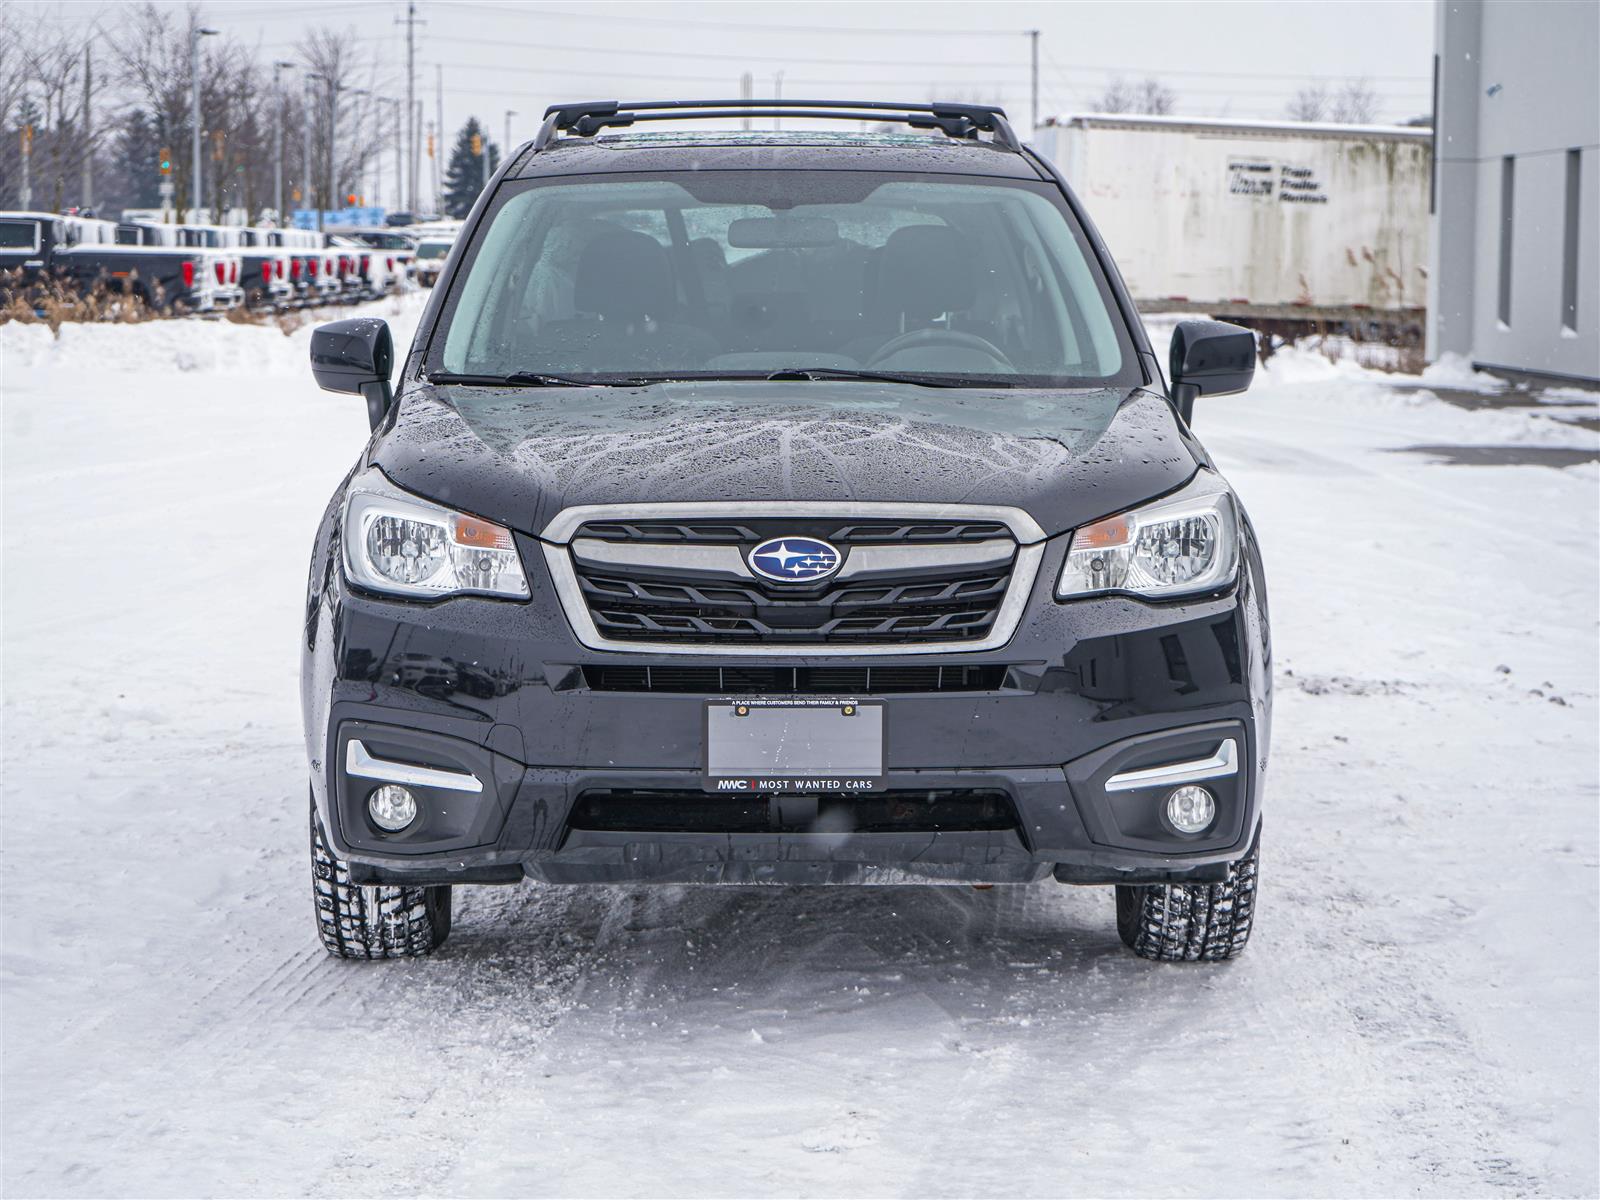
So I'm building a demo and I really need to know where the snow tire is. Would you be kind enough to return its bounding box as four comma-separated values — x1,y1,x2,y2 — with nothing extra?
1115,827,1259,962
311,800,452,959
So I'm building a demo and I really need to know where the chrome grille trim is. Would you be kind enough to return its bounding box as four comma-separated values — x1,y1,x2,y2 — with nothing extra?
541,501,1047,657
569,535,1017,580
540,501,1048,545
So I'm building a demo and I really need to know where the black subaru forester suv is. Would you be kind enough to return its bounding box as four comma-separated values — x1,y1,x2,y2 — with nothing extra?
304,100,1269,963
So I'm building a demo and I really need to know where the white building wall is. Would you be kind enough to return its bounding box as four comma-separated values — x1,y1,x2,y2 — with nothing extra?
1430,0,1600,384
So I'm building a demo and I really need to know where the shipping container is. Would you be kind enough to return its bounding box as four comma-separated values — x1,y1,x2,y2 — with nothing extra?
1034,114,1432,327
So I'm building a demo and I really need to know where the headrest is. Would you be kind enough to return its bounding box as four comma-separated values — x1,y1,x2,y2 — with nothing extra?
875,225,976,322
575,228,674,320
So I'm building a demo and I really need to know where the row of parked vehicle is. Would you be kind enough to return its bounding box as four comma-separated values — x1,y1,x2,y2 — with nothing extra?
0,211,424,315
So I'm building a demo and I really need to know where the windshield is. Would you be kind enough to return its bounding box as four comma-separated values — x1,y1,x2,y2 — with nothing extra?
417,240,451,259
434,172,1139,388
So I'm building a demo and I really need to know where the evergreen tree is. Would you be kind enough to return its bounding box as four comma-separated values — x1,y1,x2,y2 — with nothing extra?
441,117,500,218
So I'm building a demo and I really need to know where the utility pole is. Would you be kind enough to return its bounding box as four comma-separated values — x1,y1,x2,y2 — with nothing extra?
396,3,424,211
81,45,92,210
190,25,218,219
434,64,443,213
19,125,32,210
773,71,783,130
302,73,319,225
349,88,370,207
324,79,341,230
740,72,753,130
1028,29,1040,134
504,109,516,157
390,99,403,214
273,61,294,222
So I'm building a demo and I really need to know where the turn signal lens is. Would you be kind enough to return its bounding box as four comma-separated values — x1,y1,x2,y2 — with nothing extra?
1057,475,1239,600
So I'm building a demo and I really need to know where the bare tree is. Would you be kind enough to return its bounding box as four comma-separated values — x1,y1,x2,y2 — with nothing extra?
1286,83,1330,122
297,27,380,224
5,3,394,222
1091,77,1175,116
1330,79,1379,124
1287,79,1379,124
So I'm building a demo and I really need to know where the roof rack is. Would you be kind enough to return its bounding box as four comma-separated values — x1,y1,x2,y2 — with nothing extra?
531,98,1023,153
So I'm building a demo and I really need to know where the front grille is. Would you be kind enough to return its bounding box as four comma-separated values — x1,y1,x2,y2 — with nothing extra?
582,664,1008,694
569,788,1018,833
578,519,1012,544
569,516,1019,646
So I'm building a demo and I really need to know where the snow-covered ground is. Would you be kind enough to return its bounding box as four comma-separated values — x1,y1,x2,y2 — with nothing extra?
3,298,1597,1198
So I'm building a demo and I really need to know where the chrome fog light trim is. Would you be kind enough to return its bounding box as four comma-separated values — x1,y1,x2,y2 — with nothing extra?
346,739,484,794
1104,737,1237,793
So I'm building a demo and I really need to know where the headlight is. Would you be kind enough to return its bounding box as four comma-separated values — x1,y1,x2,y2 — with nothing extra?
342,471,529,600
1057,475,1238,600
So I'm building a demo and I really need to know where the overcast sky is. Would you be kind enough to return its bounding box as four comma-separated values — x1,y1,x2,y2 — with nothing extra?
20,0,1436,189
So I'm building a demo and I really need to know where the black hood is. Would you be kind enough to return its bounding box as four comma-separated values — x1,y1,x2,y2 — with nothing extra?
370,381,1198,541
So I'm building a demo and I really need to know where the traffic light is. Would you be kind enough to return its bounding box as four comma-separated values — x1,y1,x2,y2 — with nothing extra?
292,186,302,203
158,147,172,175
426,133,435,158
211,129,225,161
347,193,358,205
470,132,482,156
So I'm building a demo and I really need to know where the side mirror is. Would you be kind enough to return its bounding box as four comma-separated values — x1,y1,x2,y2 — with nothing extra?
310,317,393,430
1169,319,1256,423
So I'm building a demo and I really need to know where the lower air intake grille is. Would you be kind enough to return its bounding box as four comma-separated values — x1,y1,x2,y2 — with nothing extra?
569,789,1019,834
581,664,1007,694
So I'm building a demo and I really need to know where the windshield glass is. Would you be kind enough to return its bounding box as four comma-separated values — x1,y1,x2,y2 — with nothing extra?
435,172,1139,387
417,240,451,259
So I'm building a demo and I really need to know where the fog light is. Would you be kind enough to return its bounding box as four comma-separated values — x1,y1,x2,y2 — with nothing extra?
368,784,418,832
1165,785,1215,834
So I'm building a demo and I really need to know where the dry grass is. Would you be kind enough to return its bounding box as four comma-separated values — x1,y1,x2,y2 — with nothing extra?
0,268,159,335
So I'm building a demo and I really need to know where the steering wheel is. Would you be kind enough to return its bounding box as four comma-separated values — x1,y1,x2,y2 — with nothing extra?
866,328,1014,370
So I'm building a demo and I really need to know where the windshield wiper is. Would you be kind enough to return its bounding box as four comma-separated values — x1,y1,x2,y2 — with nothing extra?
764,367,1013,389
427,370,653,388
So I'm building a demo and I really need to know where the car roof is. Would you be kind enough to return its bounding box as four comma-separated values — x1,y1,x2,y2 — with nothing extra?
513,130,1045,181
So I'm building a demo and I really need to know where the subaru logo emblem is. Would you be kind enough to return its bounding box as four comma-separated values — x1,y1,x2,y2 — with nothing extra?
747,536,842,583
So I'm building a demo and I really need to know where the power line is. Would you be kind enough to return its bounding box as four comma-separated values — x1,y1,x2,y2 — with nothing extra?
440,1,1027,37
420,59,1425,99
418,31,1027,66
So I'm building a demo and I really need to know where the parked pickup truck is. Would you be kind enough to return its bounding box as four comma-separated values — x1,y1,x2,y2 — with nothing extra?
174,225,280,309
267,228,327,306
411,235,453,287
328,234,392,300
117,220,246,310
342,228,417,288
0,210,228,312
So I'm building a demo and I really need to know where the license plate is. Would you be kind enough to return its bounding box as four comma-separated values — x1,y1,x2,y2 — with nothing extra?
704,698,885,792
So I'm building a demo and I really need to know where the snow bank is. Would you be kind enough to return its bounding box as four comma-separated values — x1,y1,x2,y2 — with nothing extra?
0,293,426,378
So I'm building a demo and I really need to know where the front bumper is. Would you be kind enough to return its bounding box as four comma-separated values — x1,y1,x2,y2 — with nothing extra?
302,519,1271,886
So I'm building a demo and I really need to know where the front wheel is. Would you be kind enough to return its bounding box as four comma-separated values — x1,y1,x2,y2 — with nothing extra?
310,800,451,959
1115,829,1259,962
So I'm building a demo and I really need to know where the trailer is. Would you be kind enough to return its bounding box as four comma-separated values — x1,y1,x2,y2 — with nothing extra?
1033,113,1432,341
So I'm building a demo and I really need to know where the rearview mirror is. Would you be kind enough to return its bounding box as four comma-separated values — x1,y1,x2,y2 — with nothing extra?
1169,319,1256,422
727,216,840,249
310,317,393,430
